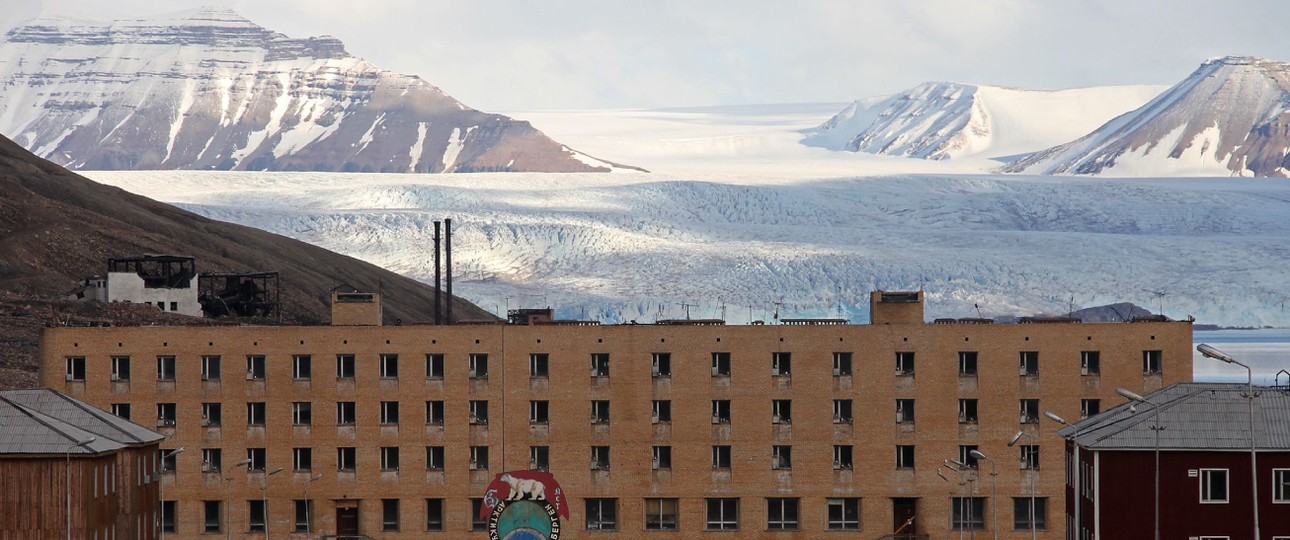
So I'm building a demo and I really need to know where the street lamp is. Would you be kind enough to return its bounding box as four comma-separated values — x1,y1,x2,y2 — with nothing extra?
1198,343,1261,540
938,467,965,540
1008,431,1038,540
159,447,185,539
1116,388,1164,540
65,436,96,540
1045,411,1085,540
262,467,284,537
229,459,251,540
968,450,998,540
305,474,322,540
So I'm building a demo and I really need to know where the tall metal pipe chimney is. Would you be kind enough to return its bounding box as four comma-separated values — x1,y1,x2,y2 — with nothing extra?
433,220,442,325
445,218,453,325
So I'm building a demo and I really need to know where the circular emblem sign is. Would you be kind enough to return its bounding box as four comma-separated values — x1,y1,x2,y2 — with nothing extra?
480,471,568,540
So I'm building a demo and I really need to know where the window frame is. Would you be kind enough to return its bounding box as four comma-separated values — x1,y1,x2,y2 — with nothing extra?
951,497,986,531
766,498,799,531
1080,350,1100,375
379,353,399,379
203,500,222,534
292,447,311,472
425,400,445,426
530,353,549,378
469,353,489,379
832,352,853,376
895,351,915,375
425,498,444,531
381,499,400,531
292,354,311,380
591,352,610,377
1274,468,1290,503
771,352,791,377
380,401,400,425
337,447,356,472
833,445,854,470
1143,350,1163,374
425,446,445,471
200,355,221,381
380,446,400,471
585,498,618,531
336,401,356,426
1012,497,1048,531
292,402,312,427
826,498,861,531
644,498,678,531
896,445,916,470
705,498,739,531
245,355,265,380
651,353,671,378
111,356,131,382
336,354,355,379
425,353,444,379
1200,468,1229,504
711,352,731,377
1019,351,1039,376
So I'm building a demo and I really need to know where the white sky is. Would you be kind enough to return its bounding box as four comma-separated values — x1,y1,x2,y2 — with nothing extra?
4,0,1289,111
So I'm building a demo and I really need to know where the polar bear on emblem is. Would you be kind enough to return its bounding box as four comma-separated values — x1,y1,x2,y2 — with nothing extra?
500,474,546,501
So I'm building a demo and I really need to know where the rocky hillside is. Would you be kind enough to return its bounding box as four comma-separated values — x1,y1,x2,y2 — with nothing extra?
0,7,640,173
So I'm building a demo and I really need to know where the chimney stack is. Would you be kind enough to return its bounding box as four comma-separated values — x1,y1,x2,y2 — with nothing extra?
445,218,453,325
433,221,442,325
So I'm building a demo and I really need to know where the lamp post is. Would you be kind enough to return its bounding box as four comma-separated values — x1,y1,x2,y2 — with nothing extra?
937,467,965,540
263,467,284,537
230,459,251,540
159,447,185,539
1198,343,1261,540
1008,431,1038,540
968,450,998,540
1045,411,1084,540
305,474,322,540
1116,388,1163,540
65,436,96,540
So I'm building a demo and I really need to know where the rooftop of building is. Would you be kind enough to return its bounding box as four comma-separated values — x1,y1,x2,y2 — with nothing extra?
0,388,163,455
1060,382,1290,451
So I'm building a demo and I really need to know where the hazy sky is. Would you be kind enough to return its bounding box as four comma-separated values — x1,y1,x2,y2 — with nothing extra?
4,1,1289,111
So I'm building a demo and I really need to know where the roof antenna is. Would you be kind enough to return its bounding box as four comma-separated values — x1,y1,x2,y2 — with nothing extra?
974,303,983,319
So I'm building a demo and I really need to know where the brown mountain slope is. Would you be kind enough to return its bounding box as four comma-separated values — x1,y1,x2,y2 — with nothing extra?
0,133,492,325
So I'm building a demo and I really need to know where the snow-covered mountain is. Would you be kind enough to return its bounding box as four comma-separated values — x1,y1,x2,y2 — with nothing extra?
802,83,1164,162
1004,57,1290,177
0,7,638,173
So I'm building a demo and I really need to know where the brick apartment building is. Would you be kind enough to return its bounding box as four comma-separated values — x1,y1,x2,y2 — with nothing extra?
38,291,1192,539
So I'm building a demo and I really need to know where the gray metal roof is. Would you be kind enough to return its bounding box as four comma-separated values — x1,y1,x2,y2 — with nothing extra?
1059,383,1290,450
0,388,163,456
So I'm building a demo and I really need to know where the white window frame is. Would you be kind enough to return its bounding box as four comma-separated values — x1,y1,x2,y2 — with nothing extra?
705,498,738,531
1199,468,1229,504
292,355,311,380
826,498,860,530
1274,469,1290,503
379,354,398,379
200,355,221,381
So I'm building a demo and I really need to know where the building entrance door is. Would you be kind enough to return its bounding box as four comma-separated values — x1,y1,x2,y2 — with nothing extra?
892,498,917,536
336,503,359,535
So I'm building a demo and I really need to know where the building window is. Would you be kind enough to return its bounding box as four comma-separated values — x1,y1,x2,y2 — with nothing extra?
952,497,986,530
896,399,915,424
336,354,355,379
1019,351,1039,376
959,399,978,423
1013,497,1047,530
591,446,611,470
591,353,610,377
766,498,799,530
712,400,731,424
337,402,356,426
426,401,444,425
1020,399,1040,423
771,399,792,424
337,447,356,471
827,498,861,530
1200,468,1229,503
294,500,312,533
249,500,266,532
203,501,222,533
530,353,549,378
159,500,176,532
896,445,916,469
833,445,854,470
111,403,131,420
380,401,400,425
652,353,671,377
111,356,131,382
469,401,489,425
246,402,266,427
471,498,488,531
644,498,678,530
1081,351,1100,375
771,352,791,376
1143,350,1162,374
772,446,792,470
293,448,311,472
833,352,853,376
65,357,86,381
201,403,221,427
1020,445,1040,470
652,400,672,424
201,355,221,381
834,399,853,423
712,352,731,376
712,445,732,469
292,355,311,380
652,446,671,470
591,400,610,424
380,447,400,471
160,448,180,472
292,402,312,426
379,353,399,378
156,356,178,382
530,446,549,470
586,498,618,531
959,351,978,376
425,499,444,531
1275,469,1290,502
530,400,549,424
246,355,265,380
469,353,489,379
895,351,915,375
425,353,444,379
426,446,444,471
202,448,222,472
470,446,489,470
381,499,399,531
247,448,266,471
156,403,176,427
1081,399,1100,419
706,498,739,530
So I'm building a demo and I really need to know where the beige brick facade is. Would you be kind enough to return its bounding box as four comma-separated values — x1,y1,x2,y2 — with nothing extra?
39,298,1191,539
